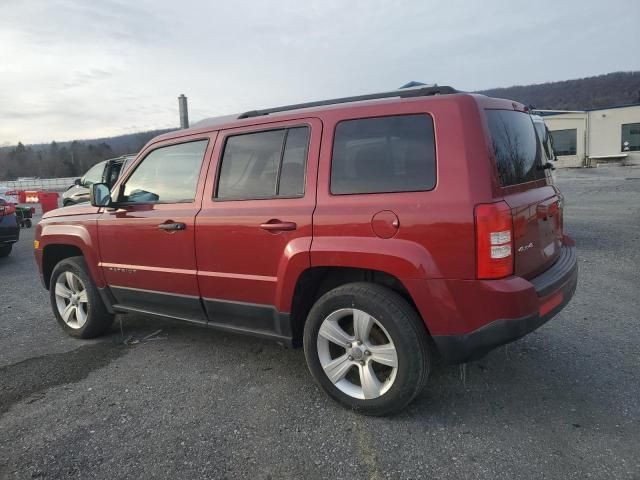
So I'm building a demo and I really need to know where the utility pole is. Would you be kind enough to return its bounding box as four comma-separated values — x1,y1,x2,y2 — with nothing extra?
178,94,189,129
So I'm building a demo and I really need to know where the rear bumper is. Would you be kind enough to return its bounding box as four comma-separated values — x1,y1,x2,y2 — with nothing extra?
431,240,578,363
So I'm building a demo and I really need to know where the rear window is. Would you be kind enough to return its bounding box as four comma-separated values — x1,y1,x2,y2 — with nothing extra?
331,114,436,195
486,110,545,186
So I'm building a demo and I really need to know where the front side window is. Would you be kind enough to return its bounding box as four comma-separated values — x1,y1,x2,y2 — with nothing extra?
82,162,105,186
122,140,208,203
622,123,640,152
216,126,309,200
549,129,577,156
486,110,545,186
330,114,436,195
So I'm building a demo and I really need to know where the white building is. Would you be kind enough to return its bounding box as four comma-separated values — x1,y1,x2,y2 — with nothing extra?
538,104,640,168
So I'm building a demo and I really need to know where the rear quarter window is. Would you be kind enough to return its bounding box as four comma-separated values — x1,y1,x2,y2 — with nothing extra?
486,110,545,187
330,114,436,195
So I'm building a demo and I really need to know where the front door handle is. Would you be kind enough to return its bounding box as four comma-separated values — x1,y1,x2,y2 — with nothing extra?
260,220,297,232
158,221,186,231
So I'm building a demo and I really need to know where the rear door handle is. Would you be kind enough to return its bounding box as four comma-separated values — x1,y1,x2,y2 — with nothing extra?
158,221,186,231
260,220,297,232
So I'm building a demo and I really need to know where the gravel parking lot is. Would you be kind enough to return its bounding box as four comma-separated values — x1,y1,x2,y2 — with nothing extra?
1,167,639,480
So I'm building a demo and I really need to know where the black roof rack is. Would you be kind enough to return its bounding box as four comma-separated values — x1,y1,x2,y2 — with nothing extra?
237,85,458,119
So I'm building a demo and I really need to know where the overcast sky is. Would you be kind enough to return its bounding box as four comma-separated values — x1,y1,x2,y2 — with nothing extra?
1,0,638,145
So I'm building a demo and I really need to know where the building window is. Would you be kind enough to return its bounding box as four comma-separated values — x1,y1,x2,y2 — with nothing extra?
622,123,640,152
549,129,577,156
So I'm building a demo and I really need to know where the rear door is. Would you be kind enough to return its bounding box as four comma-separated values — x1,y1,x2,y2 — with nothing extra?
485,109,563,278
195,119,321,338
97,137,213,322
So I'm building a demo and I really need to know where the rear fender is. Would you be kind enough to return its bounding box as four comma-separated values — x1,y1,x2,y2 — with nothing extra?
273,237,312,313
310,237,441,280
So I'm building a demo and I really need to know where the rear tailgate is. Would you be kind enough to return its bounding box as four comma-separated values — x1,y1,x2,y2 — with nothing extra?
504,187,563,278
485,108,562,278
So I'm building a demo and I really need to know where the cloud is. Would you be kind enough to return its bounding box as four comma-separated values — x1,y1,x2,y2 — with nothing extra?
0,0,638,145
62,68,114,88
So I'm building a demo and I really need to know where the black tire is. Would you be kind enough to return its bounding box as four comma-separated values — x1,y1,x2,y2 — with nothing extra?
49,256,114,338
303,282,431,416
24,219,32,228
0,245,12,257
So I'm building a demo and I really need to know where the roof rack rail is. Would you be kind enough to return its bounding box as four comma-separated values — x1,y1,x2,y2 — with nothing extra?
237,85,458,119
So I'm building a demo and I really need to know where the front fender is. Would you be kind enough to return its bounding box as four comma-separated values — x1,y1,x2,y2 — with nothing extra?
38,220,105,288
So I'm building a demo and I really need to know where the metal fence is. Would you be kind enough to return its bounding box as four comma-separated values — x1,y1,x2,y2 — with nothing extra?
0,177,76,192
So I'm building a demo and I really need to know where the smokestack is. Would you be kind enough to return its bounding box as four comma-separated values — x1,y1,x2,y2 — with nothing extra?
178,94,189,129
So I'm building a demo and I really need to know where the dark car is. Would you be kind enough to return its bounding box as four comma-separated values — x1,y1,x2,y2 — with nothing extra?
0,195,20,257
62,155,135,206
35,86,577,415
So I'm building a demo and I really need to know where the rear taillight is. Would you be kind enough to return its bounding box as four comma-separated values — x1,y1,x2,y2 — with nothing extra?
475,201,514,279
0,204,15,216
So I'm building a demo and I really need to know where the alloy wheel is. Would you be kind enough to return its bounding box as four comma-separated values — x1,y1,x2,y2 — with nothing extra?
54,271,89,329
316,308,398,400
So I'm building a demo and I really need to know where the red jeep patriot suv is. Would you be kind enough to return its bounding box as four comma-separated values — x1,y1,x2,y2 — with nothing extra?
35,86,577,415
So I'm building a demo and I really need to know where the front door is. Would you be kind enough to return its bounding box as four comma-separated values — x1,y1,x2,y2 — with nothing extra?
97,136,214,322
195,119,321,340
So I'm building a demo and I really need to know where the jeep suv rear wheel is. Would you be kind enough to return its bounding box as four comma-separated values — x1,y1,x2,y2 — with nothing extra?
50,256,114,338
303,282,431,416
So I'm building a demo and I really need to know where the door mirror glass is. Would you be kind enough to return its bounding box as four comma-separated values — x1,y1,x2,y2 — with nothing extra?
90,183,111,207
74,178,82,186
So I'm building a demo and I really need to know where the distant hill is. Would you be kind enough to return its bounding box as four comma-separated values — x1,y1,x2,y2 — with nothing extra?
0,129,175,180
0,128,175,155
477,71,640,110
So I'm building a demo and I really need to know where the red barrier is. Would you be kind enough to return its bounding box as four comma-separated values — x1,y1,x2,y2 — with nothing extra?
37,192,60,214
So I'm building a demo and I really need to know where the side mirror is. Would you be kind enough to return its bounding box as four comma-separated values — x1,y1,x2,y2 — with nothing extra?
90,183,112,207
74,178,82,186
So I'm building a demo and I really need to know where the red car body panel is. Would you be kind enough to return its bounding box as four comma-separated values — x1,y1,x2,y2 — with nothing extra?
96,134,215,298
196,118,322,314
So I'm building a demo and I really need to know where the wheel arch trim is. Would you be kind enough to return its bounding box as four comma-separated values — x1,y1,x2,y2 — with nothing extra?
39,223,105,288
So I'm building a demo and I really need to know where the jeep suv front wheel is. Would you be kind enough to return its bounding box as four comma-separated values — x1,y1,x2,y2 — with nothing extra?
50,256,114,338
303,282,431,416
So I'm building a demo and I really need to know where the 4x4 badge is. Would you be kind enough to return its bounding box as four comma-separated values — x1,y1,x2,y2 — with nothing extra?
518,242,534,253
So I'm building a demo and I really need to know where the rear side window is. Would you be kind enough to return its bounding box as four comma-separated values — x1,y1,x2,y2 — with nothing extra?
331,114,436,195
216,126,309,200
486,110,545,186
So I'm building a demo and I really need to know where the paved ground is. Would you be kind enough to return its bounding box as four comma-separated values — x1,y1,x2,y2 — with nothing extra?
1,167,639,479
